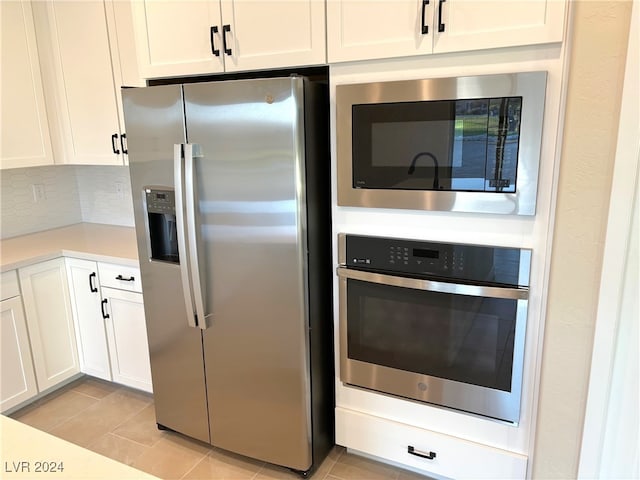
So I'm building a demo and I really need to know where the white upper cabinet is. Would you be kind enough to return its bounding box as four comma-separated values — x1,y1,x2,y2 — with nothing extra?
33,1,137,166
433,0,567,54
1,0,54,170
132,1,224,77
219,0,326,72
327,0,434,62
327,0,567,63
132,0,326,79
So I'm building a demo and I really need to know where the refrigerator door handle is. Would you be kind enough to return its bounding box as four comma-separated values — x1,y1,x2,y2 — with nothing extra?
174,144,198,329
184,144,209,330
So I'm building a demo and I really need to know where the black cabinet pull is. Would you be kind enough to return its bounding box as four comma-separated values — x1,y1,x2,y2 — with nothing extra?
210,25,220,56
111,133,120,154
421,0,430,34
437,0,446,32
101,299,110,319
408,446,436,460
116,274,135,282
120,133,128,154
222,24,232,55
89,272,98,293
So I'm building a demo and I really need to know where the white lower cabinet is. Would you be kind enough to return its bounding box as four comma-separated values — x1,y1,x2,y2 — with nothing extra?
335,407,528,479
1,271,38,412
102,287,152,393
66,258,152,393
66,258,111,380
18,258,79,392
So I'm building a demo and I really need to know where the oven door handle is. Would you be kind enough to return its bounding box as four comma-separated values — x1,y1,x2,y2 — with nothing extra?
337,267,529,300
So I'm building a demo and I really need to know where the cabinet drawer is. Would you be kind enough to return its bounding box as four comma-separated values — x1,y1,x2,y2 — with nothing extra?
336,407,527,479
1,271,20,301
98,263,142,293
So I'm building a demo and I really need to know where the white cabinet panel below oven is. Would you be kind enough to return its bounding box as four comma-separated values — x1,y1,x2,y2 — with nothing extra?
336,406,527,479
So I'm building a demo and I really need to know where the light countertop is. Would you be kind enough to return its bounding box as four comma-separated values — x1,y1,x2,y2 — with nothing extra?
0,223,139,272
0,415,158,479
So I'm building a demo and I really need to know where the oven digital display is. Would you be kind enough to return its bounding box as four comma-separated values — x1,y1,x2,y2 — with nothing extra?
413,248,439,259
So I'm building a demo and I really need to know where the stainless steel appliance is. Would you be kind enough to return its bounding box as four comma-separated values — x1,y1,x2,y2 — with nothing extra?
337,233,531,423
122,76,334,475
336,72,547,215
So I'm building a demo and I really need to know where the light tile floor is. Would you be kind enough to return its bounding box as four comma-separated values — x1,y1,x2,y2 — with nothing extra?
10,377,432,480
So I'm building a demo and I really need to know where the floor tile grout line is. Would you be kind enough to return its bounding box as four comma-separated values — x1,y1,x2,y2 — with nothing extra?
177,449,209,480
106,430,159,450
17,390,101,434
50,394,149,441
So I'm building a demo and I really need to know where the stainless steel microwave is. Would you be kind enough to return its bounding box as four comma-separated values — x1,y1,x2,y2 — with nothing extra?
336,72,547,215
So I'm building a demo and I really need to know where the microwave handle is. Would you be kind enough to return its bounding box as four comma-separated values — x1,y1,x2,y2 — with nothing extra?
336,267,528,300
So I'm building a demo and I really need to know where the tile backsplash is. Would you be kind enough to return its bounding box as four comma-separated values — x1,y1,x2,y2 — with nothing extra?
1,165,134,239
75,166,135,228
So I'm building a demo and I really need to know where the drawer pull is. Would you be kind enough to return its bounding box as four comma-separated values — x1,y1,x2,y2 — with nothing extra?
421,0,429,34
89,272,98,293
222,24,232,55
116,275,135,282
408,446,436,460
437,0,446,32
210,25,220,56
111,133,120,154
101,299,110,319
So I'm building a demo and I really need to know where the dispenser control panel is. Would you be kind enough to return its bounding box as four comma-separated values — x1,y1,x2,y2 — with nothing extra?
145,187,179,264
145,188,176,214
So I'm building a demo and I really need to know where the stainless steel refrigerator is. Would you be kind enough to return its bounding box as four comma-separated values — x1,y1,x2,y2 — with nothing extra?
121,75,333,475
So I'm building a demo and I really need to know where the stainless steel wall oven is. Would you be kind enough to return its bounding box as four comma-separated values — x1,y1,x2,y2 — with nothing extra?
336,72,547,215
337,234,531,423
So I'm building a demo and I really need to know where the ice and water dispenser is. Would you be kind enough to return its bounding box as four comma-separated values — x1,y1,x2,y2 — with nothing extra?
145,188,179,264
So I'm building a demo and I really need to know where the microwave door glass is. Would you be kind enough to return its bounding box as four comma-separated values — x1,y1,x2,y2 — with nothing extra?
352,97,523,193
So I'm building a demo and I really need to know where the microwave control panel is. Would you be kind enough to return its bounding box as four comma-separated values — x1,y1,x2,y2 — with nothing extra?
342,234,530,287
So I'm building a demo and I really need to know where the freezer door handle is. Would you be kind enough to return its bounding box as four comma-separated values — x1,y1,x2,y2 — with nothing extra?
183,144,209,330
174,144,198,329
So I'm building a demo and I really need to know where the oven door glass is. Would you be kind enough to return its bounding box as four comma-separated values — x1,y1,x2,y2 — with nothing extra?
346,278,520,392
352,97,523,193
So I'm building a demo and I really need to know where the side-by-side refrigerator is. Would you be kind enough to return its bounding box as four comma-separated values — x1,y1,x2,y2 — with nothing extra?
121,76,334,474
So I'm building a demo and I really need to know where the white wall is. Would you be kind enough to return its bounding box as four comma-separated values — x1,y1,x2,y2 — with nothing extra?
579,0,639,476
0,165,134,239
532,1,633,478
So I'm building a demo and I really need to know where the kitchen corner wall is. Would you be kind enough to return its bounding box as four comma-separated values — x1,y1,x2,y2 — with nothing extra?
532,1,633,478
0,165,134,239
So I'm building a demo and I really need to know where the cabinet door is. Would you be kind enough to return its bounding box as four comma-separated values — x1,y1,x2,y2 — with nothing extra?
18,258,79,392
33,1,125,165
102,287,152,393
66,259,111,381
433,0,567,53
1,297,38,412
327,0,434,63
220,0,326,72
0,0,54,169
132,0,224,78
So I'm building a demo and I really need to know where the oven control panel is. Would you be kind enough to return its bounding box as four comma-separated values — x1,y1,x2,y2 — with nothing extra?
341,233,530,287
